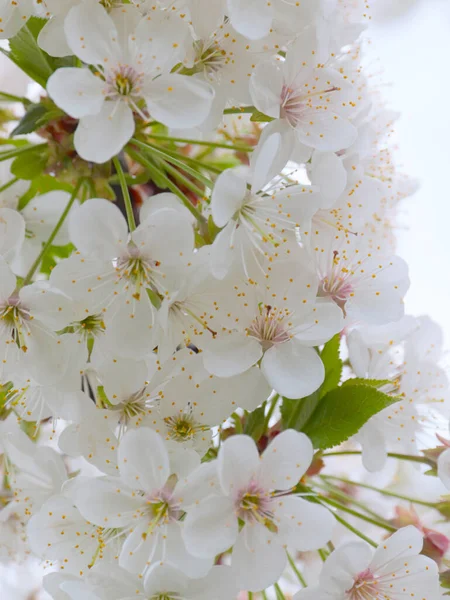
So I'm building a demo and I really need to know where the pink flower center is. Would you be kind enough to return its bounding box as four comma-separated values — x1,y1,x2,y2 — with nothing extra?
346,569,378,599
235,480,275,529
318,252,354,311
246,305,291,351
280,84,306,128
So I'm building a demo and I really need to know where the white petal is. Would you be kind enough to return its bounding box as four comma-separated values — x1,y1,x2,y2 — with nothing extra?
227,0,274,40
296,112,357,153
276,496,335,550
183,495,238,558
19,282,74,330
0,255,17,301
370,526,424,572
144,563,189,597
259,430,313,490
64,2,121,65
98,357,148,402
210,221,237,280
22,191,75,246
118,428,170,492
250,61,283,118
203,332,263,378
295,300,344,346
309,151,347,208
145,74,214,129
0,207,25,261
69,198,128,260
438,449,450,490
140,192,195,225
250,131,289,192
218,434,259,495
74,101,135,164
319,541,373,593
37,15,72,57
73,477,142,528
211,168,247,228
47,68,105,119
232,524,286,591
261,341,325,399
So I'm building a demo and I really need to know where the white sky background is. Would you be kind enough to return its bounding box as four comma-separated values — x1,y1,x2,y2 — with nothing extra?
370,0,450,347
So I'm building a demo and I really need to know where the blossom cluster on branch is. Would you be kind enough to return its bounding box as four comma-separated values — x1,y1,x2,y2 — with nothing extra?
0,1,448,599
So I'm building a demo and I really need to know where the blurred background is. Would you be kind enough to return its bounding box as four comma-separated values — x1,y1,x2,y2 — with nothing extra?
370,0,450,347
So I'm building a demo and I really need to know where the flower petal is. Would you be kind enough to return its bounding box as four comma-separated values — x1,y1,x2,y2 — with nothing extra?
47,68,105,119
261,341,325,399
218,434,260,495
203,332,263,378
74,101,135,164
211,168,247,228
259,430,313,490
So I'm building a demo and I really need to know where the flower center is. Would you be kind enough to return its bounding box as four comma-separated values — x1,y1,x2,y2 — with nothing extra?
164,413,209,443
236,481,277,531
73,313,106,340
110,389,149,429
141,485,182,540
0,298,32,352
115,246,161,299
104,66,144,103
346,569,379,599
318,252,353,311
280,83,339,129
247,305,291,351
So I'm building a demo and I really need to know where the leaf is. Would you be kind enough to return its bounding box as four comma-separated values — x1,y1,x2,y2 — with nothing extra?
342,378,391,389
281,392,320,431
301,385,398,450
10,103,49,136
11,146,49,180
250,110,275,123
319,335,343,398
244,405,266,441
6,18,54,87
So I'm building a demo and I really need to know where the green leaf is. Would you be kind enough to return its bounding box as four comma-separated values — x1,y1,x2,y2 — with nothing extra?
11,146,48,180
10,103,49,136
281,391,320,431
40,243,75,277
301,385,398,450
250,110,275,123
5,19,54,87
342,378,391,389
244,405,266,441
319,335,343,398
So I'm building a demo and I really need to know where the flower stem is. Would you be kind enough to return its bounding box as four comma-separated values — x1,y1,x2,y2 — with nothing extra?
314,478,396,523
0,143,47,163
332,512,378,548
143,132,254,152
132,138,214,188
127,148,208,230
112,156,137,232
287,551,307,588
274,583,286,599
0,177,18,194
22,179,84,286
0,91,31,106
264,393,279,431
321,474,437,508
319,495,397,532
322,450,433,466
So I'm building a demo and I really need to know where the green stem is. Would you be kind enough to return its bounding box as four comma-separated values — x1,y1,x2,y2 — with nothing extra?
319,495,396,532
143,132,254,152
322,450,433,466
223,106,255,115
158,158,206,198
0,91,31,106
314,479,395,524
113,156,137,231
132,139,213,188
287,551,307,588
264,394,279,431
0,177,18,194
318,548,328,562
333,512,378,548
261,592,268,600
0,143,47,162
274,583,286,600
322,475,437,508
22,179,83,285
127,148,208,229
248,593,253,600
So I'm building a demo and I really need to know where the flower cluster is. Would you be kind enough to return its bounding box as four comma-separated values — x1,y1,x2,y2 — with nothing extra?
0,1,448,599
